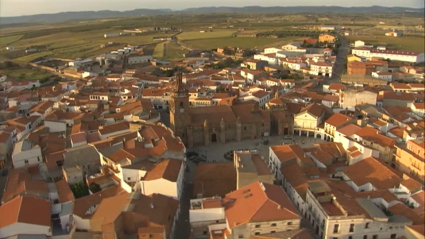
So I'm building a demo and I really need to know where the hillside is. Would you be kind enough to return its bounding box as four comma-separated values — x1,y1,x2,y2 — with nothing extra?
0,6,423,25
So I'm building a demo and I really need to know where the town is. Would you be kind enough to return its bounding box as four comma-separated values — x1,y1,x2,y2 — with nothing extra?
0,6,424,239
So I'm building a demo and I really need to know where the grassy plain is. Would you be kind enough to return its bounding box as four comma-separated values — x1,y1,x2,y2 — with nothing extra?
0,35,24,47
0,67,52,81
346,35,425,52
163,42,188,60
177,30,236,40
182,36,304,50
153,42,165,59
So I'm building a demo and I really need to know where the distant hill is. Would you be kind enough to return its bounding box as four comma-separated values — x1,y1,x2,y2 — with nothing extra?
0,6,423,25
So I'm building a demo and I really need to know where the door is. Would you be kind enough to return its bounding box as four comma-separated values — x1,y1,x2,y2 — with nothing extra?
211,133,217,143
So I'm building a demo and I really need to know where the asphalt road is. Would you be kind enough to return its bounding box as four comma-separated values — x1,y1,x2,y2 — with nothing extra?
328,35,350,84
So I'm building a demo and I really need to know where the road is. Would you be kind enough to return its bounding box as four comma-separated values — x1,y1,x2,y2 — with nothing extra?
328,35,350,84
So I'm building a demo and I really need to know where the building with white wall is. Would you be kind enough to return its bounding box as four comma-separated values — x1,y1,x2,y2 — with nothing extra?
12,139,43,168
352,48,425,63
128,55,153,64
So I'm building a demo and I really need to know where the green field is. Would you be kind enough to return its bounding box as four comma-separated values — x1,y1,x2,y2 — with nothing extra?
0,35,24,47
346,35,425,52
182,36,304,50
0,67,52,81
153,42,165,59
163,42,189,60
177,30,236,40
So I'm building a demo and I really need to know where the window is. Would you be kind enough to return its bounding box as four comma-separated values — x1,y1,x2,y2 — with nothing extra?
24,159,29,164
255,232,260,235
333,224,339,233
238,235,244,239
372,235,378,239
127,177,131,181
271,223,277,227
365,223,370,229
271,231,276,233
363,236,367,239
349,224,354,233
390,234,397,239
255,225,260,228
287,222,293,225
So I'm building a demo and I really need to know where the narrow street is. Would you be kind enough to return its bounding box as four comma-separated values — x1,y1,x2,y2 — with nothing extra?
328,34,350,84
172,168,194,239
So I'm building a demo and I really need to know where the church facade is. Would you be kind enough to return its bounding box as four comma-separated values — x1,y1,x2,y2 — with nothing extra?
170,73,272,148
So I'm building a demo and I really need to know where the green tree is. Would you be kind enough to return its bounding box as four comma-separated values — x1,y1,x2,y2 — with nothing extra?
70,182,89,198
89,183,101,193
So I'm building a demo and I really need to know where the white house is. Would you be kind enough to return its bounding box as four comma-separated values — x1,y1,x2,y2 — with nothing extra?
372,71,393,82
264,47,283,54
12,139,43,168
282,43,301,51
281,59,307,71
123,158,185,200
352,48,425,63
410,102,425,117
0,195,52,238
354,40,365,47
309,62,333,77
254,53,278,65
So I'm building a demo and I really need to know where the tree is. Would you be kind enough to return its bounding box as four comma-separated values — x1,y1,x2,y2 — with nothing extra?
89,183,101,193
70,182,89,198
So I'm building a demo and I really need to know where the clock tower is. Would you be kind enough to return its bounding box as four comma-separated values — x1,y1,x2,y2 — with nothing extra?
170,71,191,144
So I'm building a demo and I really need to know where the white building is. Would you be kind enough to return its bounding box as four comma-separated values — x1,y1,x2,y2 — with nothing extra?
263,47,282,54
128,55,153,64
104,33,120,38
123,158,185,200
0,195,52,238
12,139,43,168
352,48,425,63
309,62,333,77
372,71,393,82
354,40,365,47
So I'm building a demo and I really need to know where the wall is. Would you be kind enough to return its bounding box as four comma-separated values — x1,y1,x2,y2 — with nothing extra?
44,120,67,132
73,215,91,231
12,146,43,168
140,178,178,199
247,219,301,236
294,112,318,129
0,223,51,238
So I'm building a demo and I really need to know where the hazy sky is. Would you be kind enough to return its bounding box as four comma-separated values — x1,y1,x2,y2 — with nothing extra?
0,0,424,17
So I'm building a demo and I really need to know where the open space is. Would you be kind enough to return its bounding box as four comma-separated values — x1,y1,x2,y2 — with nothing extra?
346,35,425,52
164,41,188,60
0,34,24,47
182,36,304,50
153,42,166,59
177,30,236,40
0,67,53,81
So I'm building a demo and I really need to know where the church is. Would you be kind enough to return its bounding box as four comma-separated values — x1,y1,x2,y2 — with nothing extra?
169,72,271,148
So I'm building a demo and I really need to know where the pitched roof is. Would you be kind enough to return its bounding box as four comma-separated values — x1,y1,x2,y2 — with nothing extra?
298,103,325,118
224,182,300,228
0,195,51,229
194,163,236,198
144,158,182,182
342,157,402,190
336,124,361,136
2,168,49,203
406,225,425,236
55,179,74,203
325,113,352,127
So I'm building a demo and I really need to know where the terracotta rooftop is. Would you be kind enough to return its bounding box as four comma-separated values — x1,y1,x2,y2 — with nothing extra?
0,195,51,229
194,162,236,198
224,182,300,228
325,113,352,127
342,157,402,190
144,158,182,182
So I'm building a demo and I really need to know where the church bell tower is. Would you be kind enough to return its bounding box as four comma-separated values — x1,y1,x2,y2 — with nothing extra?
170,71,190,144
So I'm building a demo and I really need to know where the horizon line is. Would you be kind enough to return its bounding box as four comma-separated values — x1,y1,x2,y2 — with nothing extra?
1,5,424,18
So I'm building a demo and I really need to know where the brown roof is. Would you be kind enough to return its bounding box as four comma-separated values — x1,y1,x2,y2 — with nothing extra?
224,182,300,228
325,113,352,127
91,192,178,239
73,185,124,218
342,157,402,190
144,158,182,182
328,83,346,91
0,195,51,229
56,179,75,203
194,163,236,198
355,126,395,148
99,121,129,135
2,168,49,203
251,154,272,176
388,203,424,225
298,103,324,118
336,124,361,136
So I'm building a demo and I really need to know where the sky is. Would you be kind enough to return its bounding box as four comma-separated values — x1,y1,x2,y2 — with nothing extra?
0,0,424,17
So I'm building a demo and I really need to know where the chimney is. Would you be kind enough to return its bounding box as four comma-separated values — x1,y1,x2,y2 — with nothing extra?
150,203,154,209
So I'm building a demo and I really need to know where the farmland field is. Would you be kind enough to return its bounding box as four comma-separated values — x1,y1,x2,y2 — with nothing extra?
0,35,24,47
153,42,165,59
0,67,52,81
177,30,237,40
345,35,425,52
163,42,189,60
182,36,304,50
